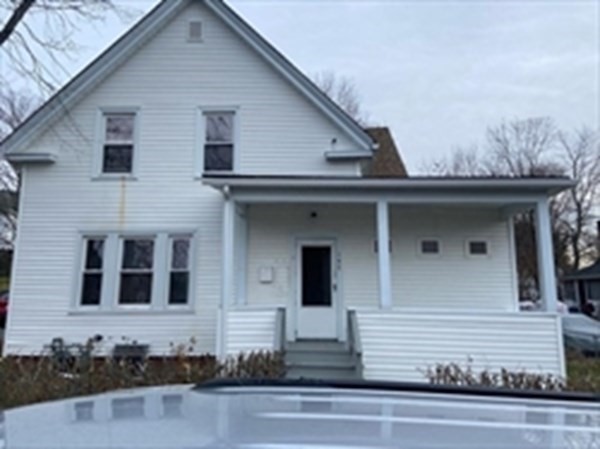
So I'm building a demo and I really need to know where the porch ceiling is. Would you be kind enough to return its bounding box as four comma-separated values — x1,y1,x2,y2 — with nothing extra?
203,175,574,206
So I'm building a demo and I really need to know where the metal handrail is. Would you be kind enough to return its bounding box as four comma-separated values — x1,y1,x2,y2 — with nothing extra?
273,307,286,352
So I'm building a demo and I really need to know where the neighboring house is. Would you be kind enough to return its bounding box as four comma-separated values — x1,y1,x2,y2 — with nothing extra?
563,260,600,317
1,0,573,381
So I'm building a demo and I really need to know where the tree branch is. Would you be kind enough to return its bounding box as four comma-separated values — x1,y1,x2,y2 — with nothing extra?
0,0,36,47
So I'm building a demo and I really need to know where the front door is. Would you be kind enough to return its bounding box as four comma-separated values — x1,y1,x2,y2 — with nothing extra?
296,241,337,339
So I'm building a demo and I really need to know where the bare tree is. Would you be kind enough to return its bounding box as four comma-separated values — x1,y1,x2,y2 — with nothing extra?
422,117,600,297
423,145,485,176
556,127,600,269
313,71,369,126
0,88,39,247
1,0,133,93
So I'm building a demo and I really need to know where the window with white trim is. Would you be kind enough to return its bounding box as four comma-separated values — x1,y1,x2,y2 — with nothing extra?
101,112,136,174
80,237,105,306
204,111,235,172
467,239,489,256
419,239,440,255
119,237,155,305
76,233,194,310
168,235,191,305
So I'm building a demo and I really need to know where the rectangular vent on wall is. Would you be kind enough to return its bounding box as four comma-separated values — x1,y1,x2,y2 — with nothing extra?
188,21,203,42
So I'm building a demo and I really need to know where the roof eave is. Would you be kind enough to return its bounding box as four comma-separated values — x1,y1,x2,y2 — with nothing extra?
325,150,373,161
0,0,188,156
205,0,375,151
5,152,57,164
202,175,575,195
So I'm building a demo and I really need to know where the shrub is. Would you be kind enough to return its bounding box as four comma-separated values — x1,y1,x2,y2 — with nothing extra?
423,361,566,391
0,349,284,409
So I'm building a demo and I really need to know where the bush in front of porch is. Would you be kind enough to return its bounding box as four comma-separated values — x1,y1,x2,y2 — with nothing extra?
423,352,600,393
0,346,285,409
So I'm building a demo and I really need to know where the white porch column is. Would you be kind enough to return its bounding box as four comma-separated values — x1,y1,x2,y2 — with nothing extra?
219,196,235,359
535,198,557,312
234,204,248,306
222,197,235,307
376,200,392,309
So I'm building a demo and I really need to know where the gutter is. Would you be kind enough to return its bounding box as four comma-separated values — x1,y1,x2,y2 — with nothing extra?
202,176,575,194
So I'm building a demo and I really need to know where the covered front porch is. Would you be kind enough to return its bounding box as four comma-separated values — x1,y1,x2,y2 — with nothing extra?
206,176,572,381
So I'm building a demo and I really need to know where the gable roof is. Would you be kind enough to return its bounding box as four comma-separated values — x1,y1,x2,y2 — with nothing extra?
362,127,408,178
564,260,600,280
1,0,374,156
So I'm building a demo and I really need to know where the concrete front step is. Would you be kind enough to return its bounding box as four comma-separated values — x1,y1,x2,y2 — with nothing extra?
286,366,358,380
284,339,358,380
285,340,347,352
285,351,353,366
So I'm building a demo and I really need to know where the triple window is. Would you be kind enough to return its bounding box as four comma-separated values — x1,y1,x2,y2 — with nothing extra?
78,233,193,309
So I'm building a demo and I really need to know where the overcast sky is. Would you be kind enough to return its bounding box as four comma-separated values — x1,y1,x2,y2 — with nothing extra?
25,0,600,172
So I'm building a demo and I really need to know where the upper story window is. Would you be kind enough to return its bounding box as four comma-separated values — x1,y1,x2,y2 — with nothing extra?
204,111,235,172
101,111,137,174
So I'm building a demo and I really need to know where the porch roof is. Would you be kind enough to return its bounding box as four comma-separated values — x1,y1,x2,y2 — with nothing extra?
203,175,574,204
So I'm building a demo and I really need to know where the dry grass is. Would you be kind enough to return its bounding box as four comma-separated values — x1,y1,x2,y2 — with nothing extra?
424,354,600,393
0,350,285,409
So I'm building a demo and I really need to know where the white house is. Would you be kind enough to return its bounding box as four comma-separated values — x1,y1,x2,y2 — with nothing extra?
1,0,572,381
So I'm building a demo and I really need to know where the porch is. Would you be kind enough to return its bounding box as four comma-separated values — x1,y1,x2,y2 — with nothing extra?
205,176,572,381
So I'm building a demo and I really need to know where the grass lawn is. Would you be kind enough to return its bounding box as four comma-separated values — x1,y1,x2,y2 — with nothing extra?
566,352,600,393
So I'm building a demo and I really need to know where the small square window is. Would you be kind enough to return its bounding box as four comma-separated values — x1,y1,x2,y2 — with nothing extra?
468,240,489,256
420,239,440,255
101,112,136,174
204,111,234,172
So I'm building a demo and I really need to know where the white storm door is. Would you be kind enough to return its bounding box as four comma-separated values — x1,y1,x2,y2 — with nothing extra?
296,241,337,339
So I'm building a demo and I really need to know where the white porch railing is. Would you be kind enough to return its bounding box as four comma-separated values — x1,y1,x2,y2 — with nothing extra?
223,307,281,356
355,309,565,383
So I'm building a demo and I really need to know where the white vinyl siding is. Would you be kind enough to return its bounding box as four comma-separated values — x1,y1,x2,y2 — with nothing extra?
244,204,517,311
4,1,362,356
390,207,515,311
244,204,378,309
356,311,564,382
225,308,277,356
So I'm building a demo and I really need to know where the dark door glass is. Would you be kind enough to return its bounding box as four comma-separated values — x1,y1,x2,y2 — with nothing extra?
302,246,332,307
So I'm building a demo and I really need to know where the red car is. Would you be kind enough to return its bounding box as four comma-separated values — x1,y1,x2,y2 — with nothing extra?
0,289,8,327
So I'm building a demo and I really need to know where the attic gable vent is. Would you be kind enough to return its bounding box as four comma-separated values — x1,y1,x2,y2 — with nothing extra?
188,21,203,42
